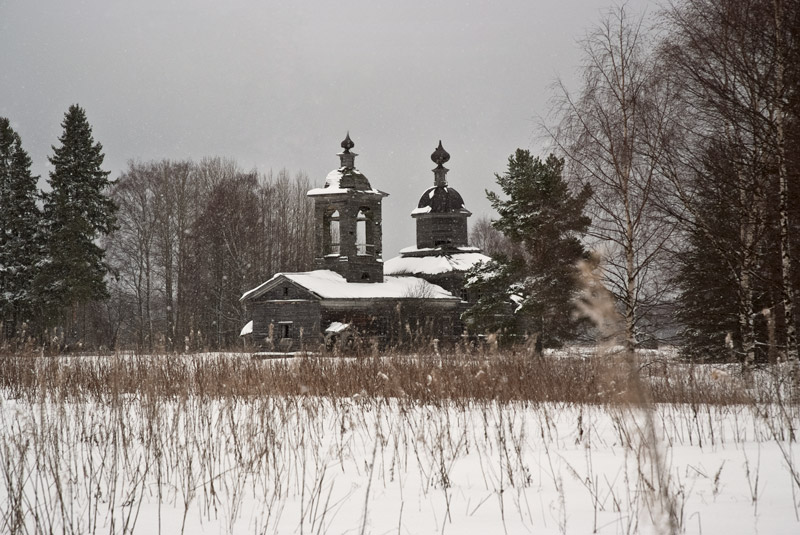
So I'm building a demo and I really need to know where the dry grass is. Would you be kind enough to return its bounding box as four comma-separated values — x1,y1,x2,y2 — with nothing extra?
0,349,791,406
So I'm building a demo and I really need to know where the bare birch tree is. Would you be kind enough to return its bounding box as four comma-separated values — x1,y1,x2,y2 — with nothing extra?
553,5,677,351
110,162,158,350
150,160,197,350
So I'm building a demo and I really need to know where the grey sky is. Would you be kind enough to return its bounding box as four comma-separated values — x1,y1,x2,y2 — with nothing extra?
1,0,655,257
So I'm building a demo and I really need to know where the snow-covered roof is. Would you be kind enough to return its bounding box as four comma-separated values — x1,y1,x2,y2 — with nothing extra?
410,205,432,215
411,185,470,216
385,250,491,276
399,245,483,255
325,321,350,333
241,270,459,302
239,320,253,336
307,169,387,197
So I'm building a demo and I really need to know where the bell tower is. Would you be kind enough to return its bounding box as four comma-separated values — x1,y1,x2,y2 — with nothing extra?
307,133,388,282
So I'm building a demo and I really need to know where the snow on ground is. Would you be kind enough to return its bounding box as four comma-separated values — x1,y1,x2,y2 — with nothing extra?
1,390,798,534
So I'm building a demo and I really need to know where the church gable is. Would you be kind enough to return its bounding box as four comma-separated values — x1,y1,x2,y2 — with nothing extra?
241,274,321,352
241,273,321,303
252,277,320,303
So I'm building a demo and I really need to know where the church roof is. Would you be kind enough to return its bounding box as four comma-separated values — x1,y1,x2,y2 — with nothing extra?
307,133,388,197
241,270,460,302
385,248,490,276
410,141,470,215
307,168,387,196
411,185,471,215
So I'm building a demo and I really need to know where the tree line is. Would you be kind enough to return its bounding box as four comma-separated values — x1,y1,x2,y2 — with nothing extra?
0,107,315,352
466,0,799,366
1,106,116,350
107,160,314,351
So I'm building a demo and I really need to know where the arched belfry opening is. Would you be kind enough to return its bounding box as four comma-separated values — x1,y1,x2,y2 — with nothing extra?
325,209,341,255
356,208,377,256
307,133,388,282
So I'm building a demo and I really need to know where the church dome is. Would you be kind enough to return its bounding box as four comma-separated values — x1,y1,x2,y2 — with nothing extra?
411,141,471,216
307,133,386,196
414,186,467,214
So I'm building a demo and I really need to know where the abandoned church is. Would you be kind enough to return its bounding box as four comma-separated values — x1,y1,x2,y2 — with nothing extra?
240,134,490,351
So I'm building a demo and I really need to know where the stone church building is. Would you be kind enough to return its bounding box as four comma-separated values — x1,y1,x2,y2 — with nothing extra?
240,134,489,351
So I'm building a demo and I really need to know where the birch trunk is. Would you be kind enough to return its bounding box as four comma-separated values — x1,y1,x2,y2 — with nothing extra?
772,0,798,362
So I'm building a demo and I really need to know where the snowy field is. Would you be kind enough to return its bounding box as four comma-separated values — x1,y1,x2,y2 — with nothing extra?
1,353,799,534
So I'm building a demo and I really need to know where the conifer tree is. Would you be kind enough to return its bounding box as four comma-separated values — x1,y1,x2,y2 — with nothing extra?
0,118,42,339
673,146,743,361
662,0,800,364
37,105,116,338
464,151,591,352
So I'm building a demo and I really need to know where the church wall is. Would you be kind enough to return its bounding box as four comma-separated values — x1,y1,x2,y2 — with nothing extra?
250,298,322,352
417,272,469,302
415,215,468,248
320,299,465,348
313,191,385,282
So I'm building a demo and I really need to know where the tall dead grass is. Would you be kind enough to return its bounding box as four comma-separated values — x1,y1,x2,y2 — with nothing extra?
0,350,791,406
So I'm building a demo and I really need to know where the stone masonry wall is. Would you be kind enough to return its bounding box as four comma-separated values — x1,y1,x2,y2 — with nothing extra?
415,214,468,249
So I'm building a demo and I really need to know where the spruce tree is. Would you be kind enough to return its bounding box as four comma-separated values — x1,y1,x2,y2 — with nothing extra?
675,227,741,361
464,151,591,352
37,105,116,337
675,142,792,362
0,118,42,339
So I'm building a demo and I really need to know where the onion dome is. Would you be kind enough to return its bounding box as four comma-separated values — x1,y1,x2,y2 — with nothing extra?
431,140,450,168
341,132,355,153
431,140,449,187
309,133,385,194
414,185,467,214
411,141,469,214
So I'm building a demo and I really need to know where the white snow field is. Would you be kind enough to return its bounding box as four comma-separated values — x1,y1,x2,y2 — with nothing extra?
1,355,799,534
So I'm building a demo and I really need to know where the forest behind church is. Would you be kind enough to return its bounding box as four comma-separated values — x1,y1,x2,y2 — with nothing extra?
104,159,315,350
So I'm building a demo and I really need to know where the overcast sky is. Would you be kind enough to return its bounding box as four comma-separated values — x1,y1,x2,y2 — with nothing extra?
1,0,656,258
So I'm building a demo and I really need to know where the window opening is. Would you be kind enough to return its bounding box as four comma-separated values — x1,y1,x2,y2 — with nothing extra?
279,323,291,339
356,210,368,255
329,210,340,255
